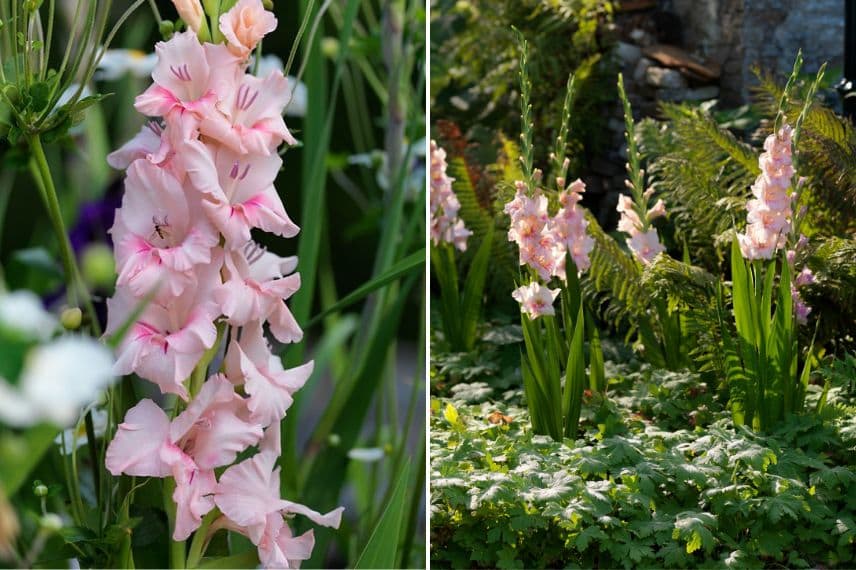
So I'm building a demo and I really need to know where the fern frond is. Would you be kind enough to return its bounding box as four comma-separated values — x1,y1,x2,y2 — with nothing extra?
637,105,757,271
581,213,647,328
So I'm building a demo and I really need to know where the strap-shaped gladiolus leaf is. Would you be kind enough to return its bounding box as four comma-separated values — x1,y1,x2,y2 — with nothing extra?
520,354,552,437
432,244,462,349
354,461,411,569
770,253,794,416
460,225,494,351
717,282,753,427
520,314,560,439
306,249,424,329
563,304,586,440
588,319,606,394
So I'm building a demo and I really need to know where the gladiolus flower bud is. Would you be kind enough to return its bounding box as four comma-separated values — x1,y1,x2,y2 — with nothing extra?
171,0,203,33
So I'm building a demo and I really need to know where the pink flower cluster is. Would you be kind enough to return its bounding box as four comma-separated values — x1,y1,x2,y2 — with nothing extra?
616,192,666,265
430,140,471,251
506,178,594,284
791,266,814,325
737,124,795,260
103,3,341,567
505,176,594,318
785,236,814,325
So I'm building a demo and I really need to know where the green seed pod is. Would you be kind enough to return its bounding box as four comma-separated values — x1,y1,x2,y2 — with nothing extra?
327,433,341,447
33,484,48,498
60,307,83,331
262,0,273,9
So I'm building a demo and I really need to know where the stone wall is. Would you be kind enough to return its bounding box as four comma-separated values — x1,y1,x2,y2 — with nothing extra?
669,0,844,104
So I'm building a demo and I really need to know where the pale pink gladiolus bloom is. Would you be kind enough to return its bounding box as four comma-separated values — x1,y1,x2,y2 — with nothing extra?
181,140,298,245
107,266,220,400
198,71,298,155
647,199,667,220
111,159,219,300
172,0,205,33
105,399,174,477
219,0,277,58
170,374,264,470
511,282,560,319
216,249,303,344
107,377,265,540
627,228,666,265
791,284,812,325
135,32,243,118
214,449,343,545
225,323,314,427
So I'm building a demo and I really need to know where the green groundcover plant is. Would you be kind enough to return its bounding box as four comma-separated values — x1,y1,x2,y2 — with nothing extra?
431,363,856,569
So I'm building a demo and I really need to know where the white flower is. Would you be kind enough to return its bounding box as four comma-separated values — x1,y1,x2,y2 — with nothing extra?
0,290,57,340
347,447,385,463
95,49,158,81
0,337,115,428
55,407,109,455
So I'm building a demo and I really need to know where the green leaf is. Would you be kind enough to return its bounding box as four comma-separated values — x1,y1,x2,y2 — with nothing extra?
305,249,424,328
0,423,59,495
459,226,494,350
562,304,586,439
354,461,411,569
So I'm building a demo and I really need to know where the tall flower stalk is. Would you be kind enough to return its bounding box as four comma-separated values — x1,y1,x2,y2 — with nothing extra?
505,31,603,443
724,52,825,431
102,1,342,567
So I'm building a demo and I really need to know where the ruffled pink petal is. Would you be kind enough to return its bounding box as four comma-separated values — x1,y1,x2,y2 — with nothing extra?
107,122,163,170
239,187,300,239
150,31,211,104
268,300,303,344
258,515,315,569
135,83,181,117
170,456,217,541
215,451,282,541
233,326,313,425
105,399,172,477
172,374,263,469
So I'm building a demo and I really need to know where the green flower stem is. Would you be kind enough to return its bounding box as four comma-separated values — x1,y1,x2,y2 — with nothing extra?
203,0,221,43
27,135,100,335
164,478,186,569
189,322,226,398
185,508,219,569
